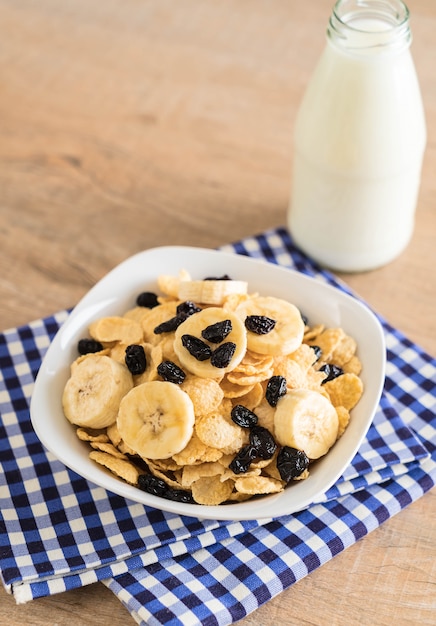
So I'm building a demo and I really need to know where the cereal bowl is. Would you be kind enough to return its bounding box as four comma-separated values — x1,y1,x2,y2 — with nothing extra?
30,246,386,521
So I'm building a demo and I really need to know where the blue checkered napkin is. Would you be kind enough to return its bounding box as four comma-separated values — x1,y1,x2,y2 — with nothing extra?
0,228,435,621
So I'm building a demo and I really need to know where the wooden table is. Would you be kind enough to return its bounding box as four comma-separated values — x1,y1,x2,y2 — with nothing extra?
1,1,435,624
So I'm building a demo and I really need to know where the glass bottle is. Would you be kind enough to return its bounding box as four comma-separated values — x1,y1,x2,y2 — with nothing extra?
288,0,426,272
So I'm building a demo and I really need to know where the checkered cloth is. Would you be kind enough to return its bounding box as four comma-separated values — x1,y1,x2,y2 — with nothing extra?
1,227,435,625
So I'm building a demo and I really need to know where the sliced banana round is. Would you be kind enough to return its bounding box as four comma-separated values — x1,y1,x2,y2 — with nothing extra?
62,355,133,429
274,388,339,459
234,295,304,356
177,279,248,306
117,381,195,459
173,307,247,378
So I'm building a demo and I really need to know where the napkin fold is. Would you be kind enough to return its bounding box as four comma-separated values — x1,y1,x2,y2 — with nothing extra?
0,227,435,625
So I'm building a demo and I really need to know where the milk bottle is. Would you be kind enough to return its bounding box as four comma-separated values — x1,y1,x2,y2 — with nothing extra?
288,0,426,272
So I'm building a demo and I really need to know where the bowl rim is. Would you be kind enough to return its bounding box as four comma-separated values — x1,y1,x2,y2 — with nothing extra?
30,245,386,521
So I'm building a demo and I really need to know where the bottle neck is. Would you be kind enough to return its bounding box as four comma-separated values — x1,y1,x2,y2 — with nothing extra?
327,0,411,56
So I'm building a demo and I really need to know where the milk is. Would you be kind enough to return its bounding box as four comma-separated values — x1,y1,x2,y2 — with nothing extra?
288,1,427,272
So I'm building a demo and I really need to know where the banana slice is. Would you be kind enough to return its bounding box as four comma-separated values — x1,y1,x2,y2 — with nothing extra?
235,295,304,356
274,388,339,459
158,269,191,298
177,279,248,305
62,355,133,429
173,307,247,378
116,381,195,459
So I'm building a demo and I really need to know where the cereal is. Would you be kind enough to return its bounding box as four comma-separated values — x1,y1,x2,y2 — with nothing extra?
342,354,362,376
89,316,143,345
331,335,357,367
336,406,351,437
234,475,283,495
181,461,226,487
172,431,223,466
76,428,109,443
323,373,364,410
64,272,365,506
195,411,245,454
191,476,234,505
181,376,224,415
89,451,141,485
307,327,345,362
141,302,179,345
89,440,129,459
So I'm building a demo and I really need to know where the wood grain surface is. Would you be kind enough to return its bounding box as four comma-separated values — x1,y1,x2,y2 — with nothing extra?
1,1,435,625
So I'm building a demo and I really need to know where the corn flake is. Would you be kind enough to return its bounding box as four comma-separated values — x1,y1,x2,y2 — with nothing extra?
181,376,224,415
234,475,283,495
172,432,223,466
89,451,141,485
195,411,245,454
89,316,143,344
191,476,234,505
324,373,364,410
336,405,351,438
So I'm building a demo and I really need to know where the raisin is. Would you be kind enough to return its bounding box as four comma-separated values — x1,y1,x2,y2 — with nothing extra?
244,315,276,335
229,445,258,474
319,363,344,384
300,313,309,326
204,274,231,280
265,375,287,407
154,315,185,334
125,344,147,375
249,426,277,459
210,342,236,368
136,291,159,308
176,301,202,317
311,345,322,362
181,334,212,361
231,405,258,428
166,488,195,503
202,319,232,343
157,360,186,384
154,304,200,335
138,474,168,497
77,338,104,355
137,474,194,503
276,447,309,483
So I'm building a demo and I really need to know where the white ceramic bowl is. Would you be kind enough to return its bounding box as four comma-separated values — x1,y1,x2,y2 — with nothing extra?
30,246,386,521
